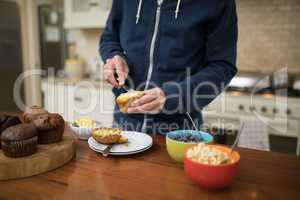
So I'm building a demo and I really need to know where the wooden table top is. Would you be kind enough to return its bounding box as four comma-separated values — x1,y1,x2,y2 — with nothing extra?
0,131,300,200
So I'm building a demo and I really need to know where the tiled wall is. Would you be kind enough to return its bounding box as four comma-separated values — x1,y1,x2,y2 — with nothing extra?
74,0,300,74
237,0,300,74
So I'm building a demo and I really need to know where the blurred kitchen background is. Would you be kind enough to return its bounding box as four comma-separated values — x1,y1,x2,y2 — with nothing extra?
0,0,299,155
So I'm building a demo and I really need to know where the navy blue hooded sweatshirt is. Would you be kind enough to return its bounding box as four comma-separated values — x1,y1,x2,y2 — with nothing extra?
100,0,238,134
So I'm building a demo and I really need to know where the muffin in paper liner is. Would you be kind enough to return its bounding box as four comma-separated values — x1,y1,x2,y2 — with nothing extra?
0,115,22,149
23,105,48,123
32,113,65,144
2,136,38,158
38,128,64,144
1,123,38,158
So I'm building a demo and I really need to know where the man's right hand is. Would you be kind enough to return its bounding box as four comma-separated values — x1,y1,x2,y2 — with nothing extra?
103,55,129,87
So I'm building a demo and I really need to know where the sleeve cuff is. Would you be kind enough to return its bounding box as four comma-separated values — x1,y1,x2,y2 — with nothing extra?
102,51,132,67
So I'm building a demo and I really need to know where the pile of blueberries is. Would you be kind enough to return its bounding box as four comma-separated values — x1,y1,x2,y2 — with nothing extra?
171,133,203,143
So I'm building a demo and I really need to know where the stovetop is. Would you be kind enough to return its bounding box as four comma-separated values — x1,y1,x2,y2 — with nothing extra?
227,73,300,98
250,87,300,98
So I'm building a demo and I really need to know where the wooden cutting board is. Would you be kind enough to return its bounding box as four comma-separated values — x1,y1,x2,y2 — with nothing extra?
0,128,76,180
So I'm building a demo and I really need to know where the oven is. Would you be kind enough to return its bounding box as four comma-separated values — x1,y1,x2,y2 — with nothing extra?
202,72,300,155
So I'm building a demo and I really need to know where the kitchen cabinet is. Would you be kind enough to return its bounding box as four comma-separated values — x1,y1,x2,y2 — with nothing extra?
0,1,24,111
64,0,112,29
203,93,300,155
42,79,115,126
203,93,300,137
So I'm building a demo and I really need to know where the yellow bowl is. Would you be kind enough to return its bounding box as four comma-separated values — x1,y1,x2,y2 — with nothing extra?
166,130,214,163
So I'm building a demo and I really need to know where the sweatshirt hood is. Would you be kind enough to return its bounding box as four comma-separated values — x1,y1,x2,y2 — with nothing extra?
136,0,182,24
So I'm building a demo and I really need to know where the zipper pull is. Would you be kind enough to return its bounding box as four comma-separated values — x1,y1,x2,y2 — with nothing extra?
157,0,163,7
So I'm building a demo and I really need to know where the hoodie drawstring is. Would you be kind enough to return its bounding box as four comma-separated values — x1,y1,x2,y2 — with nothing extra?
136,0,182,24
136,0,143,24
175,0,181,19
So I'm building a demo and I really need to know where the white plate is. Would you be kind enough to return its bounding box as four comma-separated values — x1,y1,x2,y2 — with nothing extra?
88,131,153,155
89,143,153,156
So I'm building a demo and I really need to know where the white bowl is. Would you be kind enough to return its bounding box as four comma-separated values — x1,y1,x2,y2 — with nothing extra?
69,120,101,140
70,126,93,140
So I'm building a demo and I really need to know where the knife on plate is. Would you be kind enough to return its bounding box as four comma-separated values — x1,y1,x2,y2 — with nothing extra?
102,144,113,157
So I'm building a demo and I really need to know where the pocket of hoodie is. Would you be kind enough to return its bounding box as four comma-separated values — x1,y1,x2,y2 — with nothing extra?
158,36,204,72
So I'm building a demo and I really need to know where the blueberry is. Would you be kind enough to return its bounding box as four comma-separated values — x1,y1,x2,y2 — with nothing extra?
173,136,179,140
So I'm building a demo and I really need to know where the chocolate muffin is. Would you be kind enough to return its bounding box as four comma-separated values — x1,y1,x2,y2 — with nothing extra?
0,115,7,149
23,105,48,123
0,114,8,126
32,113,65,144
1,123,38,158
0,115,22,149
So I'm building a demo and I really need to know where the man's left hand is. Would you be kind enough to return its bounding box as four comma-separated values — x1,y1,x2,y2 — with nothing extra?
126,87,166,114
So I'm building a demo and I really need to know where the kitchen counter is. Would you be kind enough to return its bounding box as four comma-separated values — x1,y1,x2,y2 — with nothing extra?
1,122,300,200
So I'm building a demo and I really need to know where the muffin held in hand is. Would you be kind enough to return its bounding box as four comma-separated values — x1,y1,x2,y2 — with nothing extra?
1,123,38,158
32,113,65,144
116,90,144,113
23,105,48,123
0,115,22,149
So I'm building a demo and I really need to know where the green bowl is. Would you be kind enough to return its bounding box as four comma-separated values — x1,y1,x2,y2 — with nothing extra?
166,130,214,163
